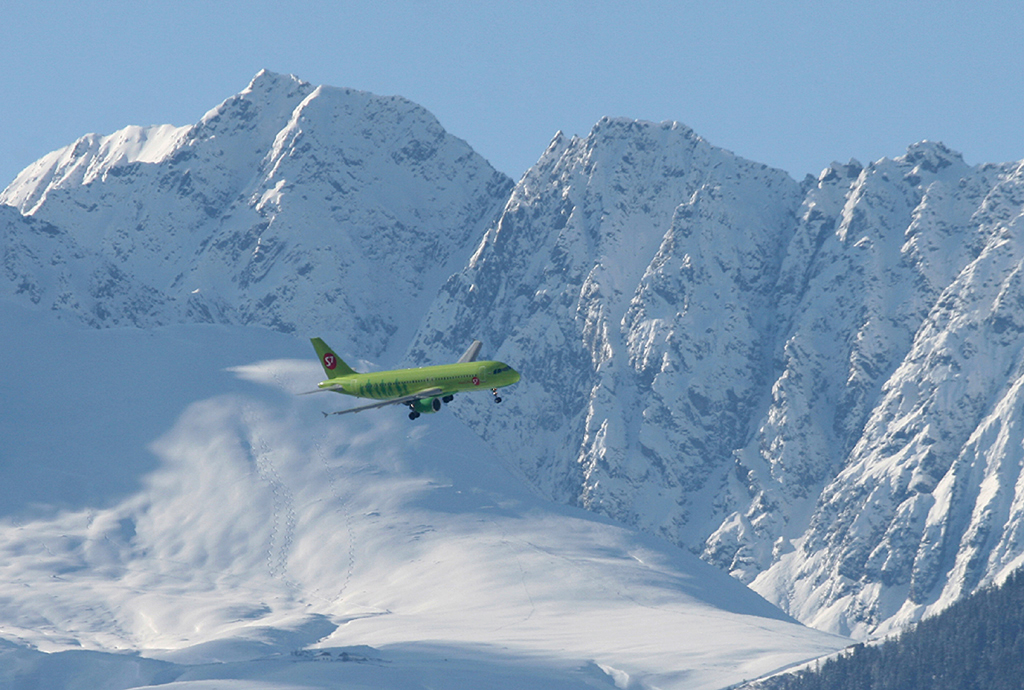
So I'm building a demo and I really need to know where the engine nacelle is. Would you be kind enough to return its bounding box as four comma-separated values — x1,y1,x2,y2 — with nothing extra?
411,396,442,414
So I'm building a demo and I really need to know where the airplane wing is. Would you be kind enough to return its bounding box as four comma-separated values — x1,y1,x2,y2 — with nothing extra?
457,340,483,364
323,387,443,417
297,384,345,395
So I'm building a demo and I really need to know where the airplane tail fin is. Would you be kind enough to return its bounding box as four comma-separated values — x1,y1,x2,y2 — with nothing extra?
457,340,483,363
311,338,357,378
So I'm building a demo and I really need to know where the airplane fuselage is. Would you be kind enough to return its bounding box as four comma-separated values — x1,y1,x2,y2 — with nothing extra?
309,337,519,418
318,360,520,400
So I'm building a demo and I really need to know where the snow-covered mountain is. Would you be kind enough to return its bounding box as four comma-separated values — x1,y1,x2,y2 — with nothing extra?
5,69,1024,650
409,124,1024,638
0,71,851,689
1,70,511,359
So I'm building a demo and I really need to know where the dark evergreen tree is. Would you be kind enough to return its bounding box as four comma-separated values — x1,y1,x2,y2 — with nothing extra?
749,567,1024,690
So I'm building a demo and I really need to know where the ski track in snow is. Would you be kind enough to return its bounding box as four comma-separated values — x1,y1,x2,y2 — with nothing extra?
311,438,358,604
243,404,300,594
491,524,538,631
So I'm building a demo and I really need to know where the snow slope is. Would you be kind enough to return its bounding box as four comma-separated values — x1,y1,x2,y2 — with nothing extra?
0,301,847,689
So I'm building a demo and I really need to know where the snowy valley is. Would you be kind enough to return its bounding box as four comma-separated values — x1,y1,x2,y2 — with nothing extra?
3,70,1024,687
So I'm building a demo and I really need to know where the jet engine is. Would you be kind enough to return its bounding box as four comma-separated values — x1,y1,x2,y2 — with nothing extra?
411,396,442,414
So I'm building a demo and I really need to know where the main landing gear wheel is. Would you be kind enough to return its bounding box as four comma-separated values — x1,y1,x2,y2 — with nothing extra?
408,411,420,420
442,395,454,403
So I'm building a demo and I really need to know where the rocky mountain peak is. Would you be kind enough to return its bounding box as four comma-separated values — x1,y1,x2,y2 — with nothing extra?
900,139,965,175
1,72,512,357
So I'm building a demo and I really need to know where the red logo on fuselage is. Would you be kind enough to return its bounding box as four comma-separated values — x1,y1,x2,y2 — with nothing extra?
472,376,480,386
323,353,337,370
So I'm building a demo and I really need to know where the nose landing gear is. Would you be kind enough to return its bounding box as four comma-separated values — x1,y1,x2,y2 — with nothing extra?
491,388,502,404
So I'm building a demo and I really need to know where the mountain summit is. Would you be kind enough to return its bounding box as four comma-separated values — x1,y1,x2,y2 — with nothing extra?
2,70,512,358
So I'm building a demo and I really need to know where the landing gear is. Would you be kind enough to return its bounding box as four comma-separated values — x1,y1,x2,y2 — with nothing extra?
491,388,502,404
442,395,454,403
408,410,420,420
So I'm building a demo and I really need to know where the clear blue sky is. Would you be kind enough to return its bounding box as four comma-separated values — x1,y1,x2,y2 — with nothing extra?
3,1,1022,187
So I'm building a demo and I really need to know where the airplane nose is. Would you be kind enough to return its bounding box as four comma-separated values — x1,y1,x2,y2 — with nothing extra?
510,368,521,384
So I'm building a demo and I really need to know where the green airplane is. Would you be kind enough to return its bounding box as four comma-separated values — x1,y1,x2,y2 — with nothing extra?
305,337,520,419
